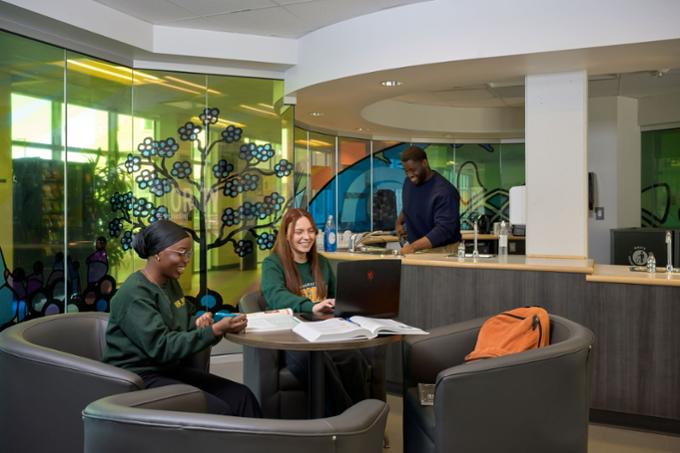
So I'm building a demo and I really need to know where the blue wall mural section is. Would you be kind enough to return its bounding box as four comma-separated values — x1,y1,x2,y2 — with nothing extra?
309,143,409,232
308,142,526,234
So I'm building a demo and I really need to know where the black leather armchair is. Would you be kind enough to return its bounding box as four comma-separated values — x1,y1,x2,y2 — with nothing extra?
403,314,595,453
240,291,308,418
83,384,389,453
0,313,142,453
0,312,210,453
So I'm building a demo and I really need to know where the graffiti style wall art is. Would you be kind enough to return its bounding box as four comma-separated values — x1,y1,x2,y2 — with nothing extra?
0,242,117,330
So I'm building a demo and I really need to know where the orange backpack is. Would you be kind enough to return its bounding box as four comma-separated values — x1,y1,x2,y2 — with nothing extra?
465,306,550,361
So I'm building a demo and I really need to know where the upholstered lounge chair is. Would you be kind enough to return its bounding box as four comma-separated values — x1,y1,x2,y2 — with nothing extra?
0,312,209,453
402,314,594,453
83,384,389,453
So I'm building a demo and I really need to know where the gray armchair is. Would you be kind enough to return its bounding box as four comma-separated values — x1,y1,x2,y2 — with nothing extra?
83,384,388,453
240,291,387,419
403,314,595,453
240,291,308,418
0,313,142,453
0,312,210,453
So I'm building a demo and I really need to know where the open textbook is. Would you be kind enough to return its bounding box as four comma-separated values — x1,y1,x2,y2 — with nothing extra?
245,308,300,333
293,316,428,342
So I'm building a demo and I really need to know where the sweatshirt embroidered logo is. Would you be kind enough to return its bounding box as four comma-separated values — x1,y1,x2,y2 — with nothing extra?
367,271,375,282
174,298,186,308
300,283,319,302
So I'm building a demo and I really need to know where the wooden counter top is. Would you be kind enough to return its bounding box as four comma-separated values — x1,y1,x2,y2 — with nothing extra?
461,232,525,241
322,251,594,274
404,253,594,273
321,251,402,261
586,264,680,287
323,252,680,286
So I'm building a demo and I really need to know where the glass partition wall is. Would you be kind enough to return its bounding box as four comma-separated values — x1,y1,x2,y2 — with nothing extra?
642,127,680,229
2,27,527,328
63,50,134,313
293,131,527,235
1,30,291,328
13,27,679,328
2,32,66,325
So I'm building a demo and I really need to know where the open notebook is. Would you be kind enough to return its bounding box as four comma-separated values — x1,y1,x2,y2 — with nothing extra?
245,308,300,333
292,316,427,342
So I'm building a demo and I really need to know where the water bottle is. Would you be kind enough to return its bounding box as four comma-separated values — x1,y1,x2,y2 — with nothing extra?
323,215,337,252
457,241,466,258
647,253,656,273
498,220,509,257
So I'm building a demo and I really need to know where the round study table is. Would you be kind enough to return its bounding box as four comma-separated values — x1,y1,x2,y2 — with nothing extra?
225,327,402,418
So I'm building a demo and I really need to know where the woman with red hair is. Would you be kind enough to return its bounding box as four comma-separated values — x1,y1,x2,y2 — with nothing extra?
263,208,335,314
262,208,372,416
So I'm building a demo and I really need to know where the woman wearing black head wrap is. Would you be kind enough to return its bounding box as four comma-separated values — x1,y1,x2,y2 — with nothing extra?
103,220,261,417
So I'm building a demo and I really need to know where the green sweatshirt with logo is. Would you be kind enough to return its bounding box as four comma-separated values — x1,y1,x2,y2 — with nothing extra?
261,253,336,313
103,271,218,375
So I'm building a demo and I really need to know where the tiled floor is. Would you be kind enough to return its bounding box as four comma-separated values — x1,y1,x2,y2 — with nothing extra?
211,354,680,453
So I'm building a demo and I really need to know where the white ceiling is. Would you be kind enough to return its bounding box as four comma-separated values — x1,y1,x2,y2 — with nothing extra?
92,0,680,140
5,0,680,141
93,0,429,38
295,39,680,140
390,68,680,109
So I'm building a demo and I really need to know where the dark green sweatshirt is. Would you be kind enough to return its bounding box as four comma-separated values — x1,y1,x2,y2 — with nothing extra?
103,271,218,375
261,253,335,313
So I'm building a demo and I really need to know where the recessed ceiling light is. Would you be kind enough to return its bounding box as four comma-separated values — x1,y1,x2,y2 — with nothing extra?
380,80,403,87
309,111,324,117
356,127,370,132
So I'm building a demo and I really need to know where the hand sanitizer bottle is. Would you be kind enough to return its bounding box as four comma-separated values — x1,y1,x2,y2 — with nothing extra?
323,215,337,252
498,220,508,257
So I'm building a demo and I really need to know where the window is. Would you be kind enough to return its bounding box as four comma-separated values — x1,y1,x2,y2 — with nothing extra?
11,93,52,145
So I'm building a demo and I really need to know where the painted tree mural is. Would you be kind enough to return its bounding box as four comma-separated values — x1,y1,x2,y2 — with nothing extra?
108,107,292,308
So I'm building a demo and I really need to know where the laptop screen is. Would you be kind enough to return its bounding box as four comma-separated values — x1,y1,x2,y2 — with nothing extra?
334,259,402,318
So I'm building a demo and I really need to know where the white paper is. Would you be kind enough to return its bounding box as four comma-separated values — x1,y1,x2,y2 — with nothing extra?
245,308,298,332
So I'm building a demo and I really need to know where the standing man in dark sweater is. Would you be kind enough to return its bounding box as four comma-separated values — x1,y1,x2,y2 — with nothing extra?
396,145,461,254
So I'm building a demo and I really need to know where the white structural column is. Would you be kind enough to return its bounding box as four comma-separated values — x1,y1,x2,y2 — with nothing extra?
525,71,588,257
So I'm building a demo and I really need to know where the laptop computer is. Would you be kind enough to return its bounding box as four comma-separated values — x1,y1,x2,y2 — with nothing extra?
333,259,402,318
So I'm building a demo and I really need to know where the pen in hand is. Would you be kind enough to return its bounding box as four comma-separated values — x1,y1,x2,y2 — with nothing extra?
211,312,247,336
214,311,240,321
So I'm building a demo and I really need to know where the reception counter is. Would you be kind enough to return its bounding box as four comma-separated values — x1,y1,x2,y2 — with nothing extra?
322,251,680,432
325,250,679,284
587,264,680,286
405,253,594,273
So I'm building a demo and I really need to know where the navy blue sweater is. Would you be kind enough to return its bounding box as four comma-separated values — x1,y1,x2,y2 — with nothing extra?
402,171,461,247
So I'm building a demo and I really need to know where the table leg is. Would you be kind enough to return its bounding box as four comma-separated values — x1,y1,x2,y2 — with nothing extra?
308,351,325,418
